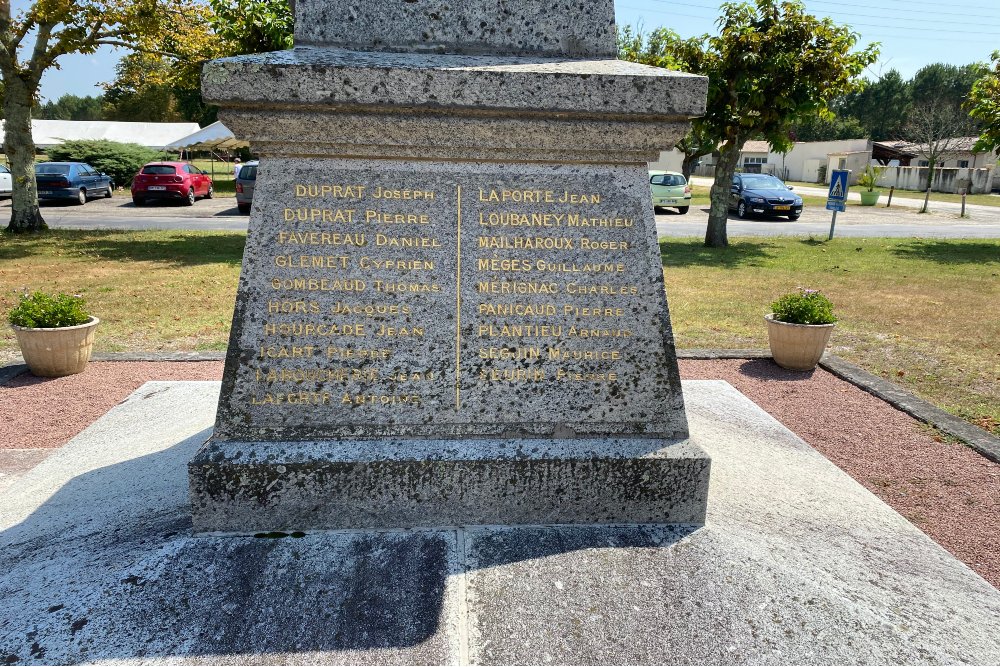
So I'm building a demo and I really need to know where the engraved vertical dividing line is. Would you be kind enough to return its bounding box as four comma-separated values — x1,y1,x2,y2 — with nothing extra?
455,185,462,411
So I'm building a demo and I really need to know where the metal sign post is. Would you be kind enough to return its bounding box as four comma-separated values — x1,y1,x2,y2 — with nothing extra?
826,169,850,240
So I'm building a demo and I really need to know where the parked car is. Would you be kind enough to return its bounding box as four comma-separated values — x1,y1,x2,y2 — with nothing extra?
131,162,213,206
235,160,258,214
649,170,691,214
729,173,803,220
0,164,11,198
34,162,114,205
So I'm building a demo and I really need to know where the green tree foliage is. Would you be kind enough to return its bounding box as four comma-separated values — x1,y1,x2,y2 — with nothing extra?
45,139,162,189
910,62,986,109
617,26,716,179
970,51,1000,156
698,0,878,246
838,69,911,140
791,111,868,142
207,0,293,53
101,0,292,126
36,94,105,120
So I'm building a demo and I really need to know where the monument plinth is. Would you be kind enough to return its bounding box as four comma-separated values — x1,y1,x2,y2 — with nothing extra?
189,0,712,532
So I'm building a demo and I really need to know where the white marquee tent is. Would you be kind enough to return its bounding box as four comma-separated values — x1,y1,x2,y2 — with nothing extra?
164,121,248,152
1,119,201,150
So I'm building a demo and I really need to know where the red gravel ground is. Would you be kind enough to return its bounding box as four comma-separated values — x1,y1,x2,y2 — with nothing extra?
1,358,997,590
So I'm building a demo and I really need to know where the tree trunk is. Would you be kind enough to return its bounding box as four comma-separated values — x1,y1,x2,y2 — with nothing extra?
920,163,934,214
681,153,698,181
3,76,46,233
705,142,741,248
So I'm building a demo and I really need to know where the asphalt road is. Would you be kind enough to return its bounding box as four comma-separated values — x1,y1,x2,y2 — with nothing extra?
3,190,999,238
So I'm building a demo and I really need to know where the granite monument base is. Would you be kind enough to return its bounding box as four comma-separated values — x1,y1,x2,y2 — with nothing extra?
188,437,710,533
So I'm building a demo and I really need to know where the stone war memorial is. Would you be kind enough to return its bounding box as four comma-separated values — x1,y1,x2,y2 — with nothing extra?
189,0,712,531
5,3,1000,660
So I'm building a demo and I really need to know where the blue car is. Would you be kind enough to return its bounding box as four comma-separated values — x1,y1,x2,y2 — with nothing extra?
35,162,114,205
730,173,803,220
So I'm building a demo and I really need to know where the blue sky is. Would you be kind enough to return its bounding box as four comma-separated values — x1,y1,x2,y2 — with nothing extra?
34,0,1000,104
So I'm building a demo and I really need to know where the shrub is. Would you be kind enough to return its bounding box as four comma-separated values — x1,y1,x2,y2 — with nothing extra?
857,164,887,192
45,140,164,188
8,291,91,328
769,288,836,325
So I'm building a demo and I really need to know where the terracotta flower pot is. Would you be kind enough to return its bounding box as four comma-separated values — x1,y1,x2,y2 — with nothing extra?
764,314,834,371
11,316,100,377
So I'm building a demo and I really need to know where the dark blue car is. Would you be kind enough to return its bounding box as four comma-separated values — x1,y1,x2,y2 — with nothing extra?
730,173,803,220
35,162,114,205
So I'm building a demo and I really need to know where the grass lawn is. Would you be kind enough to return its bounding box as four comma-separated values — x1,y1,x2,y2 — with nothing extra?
660,236,1000,436
190,158,238,196
1,230,997,437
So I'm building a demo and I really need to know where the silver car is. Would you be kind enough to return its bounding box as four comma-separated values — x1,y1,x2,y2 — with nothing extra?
235,160,258,214
0,164,11,198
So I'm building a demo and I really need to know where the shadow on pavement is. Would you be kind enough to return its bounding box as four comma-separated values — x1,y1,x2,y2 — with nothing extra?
0,422,696,662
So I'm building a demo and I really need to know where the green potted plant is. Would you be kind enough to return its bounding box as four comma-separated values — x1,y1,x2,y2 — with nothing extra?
7,291,100,377
764,288,836,371
857,164,886,206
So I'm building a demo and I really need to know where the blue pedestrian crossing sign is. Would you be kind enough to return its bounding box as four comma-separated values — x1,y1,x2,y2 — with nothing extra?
828,169,850,202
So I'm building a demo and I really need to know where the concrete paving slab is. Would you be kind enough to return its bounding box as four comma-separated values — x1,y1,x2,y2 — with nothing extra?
2,380,999,665
464,382,1000,664
0,449,52,493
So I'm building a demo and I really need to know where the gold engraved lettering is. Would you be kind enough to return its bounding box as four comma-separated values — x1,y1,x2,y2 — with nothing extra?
374,324,425,337
330,302,412,316
534,261,625,273
476,281,558,294
364,210,430,224
478,189,555,203
557,191,601,204
562,305,625,317
375,234,441,248
565,283,638,296
294,184,365,198
547,348,621,361
270,278,366,292
274,255,350,269
268,300,320,314
264,322,365,337
373,281,441,293
478,212,564,227
565,214,632,227
476,258,532,272
372,187,435,200
387,371,437,381
277,231,367,246
478,236,573,250
477,324,562,337
254,367,378,383
555,369,618,382
478,346,541,359
326,346,392,360
478,303,556,316
579,238,629,251
341,393,422,406
358,257,435,271
258,345,317,358
479,368,546,381
283,208,356,223
566,327,632,338
252,391,335,405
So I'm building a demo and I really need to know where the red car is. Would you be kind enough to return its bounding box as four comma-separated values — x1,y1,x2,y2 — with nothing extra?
131,162,214,206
